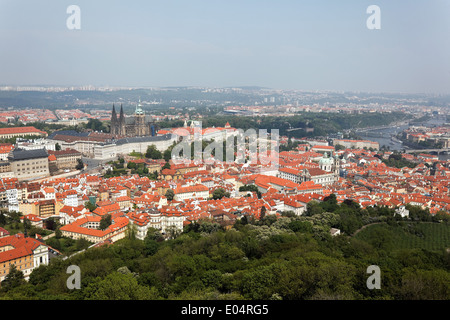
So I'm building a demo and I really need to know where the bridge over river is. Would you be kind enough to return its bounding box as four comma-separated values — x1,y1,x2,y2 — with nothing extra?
403,148,449,155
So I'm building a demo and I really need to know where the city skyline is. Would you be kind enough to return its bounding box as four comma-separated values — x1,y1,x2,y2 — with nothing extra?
0,1,449,94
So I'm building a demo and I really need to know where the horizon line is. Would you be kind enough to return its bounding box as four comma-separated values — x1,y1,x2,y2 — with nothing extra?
0,84,449,96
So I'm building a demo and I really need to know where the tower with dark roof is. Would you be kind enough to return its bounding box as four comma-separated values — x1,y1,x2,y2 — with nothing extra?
110,104,118,135
119,104,125,136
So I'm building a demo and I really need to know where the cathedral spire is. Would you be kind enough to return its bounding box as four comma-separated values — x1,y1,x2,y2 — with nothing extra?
119,104,125,135
111,104,117,119
111,104,118,135
119,104,124,121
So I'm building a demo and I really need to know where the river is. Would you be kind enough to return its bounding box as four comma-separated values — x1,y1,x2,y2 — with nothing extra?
357,115,449,161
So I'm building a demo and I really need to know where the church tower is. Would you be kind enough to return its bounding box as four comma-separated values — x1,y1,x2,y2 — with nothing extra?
134,99,146,136
111,104,118,135
333,152,340,177
119,104,125,136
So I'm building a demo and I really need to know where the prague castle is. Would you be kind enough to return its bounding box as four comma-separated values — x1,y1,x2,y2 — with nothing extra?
110,100,156,137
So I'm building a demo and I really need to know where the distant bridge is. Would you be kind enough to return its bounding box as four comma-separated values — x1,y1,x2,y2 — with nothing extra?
355,125,393,133
403,148,449,155
358,132,392,138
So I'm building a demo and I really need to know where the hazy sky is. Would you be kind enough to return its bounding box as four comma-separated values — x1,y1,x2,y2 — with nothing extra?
1,0,449,93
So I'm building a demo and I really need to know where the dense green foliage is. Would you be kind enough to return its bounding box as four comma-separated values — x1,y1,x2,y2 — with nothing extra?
75,158,84,170
99,215,112,231
382,153,417,169
0,199,448,300
145,145,162,160
239,185,262,199
45,236,93,256
355,222,450,252
0,211,50,238
84,119,109,133
84,201,97,212
212,188,231,200
104,158,150,179
165,189,175,201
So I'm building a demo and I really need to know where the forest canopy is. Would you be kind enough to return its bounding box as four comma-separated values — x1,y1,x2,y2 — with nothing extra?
0,200,448,301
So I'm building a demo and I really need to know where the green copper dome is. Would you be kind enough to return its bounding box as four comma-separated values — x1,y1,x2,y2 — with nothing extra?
135,99,144,115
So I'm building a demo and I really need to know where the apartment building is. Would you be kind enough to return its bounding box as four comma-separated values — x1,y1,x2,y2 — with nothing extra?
47,149,82,170
19,199,63,218
174,184,209,201
8,149,50,181
60,215,129,243
0,126,47,140
0,233,50,283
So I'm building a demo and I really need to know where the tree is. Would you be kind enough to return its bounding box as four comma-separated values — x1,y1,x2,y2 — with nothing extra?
288,220,313,233
76,238,91,251
0,212,6,226
85,118,107,132
7,211,22,224
55,143,61,151
338,211,363,235
55,228,62,239
165,189,175,201
321,194,339,212
149,170,159,180
342,199,361,210
126,223,137,240
399,269,450,300
212,188,230,200
281,210,296,218
127,161,137,169
85,272,157,300
85,201,96,212
165,225,181,240
145,145,162,159
76,158,84,170
239,184,262,199
240,215,248,225
145,227,164,242
144,238,159,256
1,265,25,291
23,217,32,232
368,227,393,251
163,149,172,162
306,201,324,216
162,162,171,170
99,214,112,230
260,206,266,220
198,221,222,234
45,218,57,231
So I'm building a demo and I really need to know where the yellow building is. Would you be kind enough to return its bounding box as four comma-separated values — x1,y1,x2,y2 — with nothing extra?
60,215,129,244
19,200,64,217
0,233,50,283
